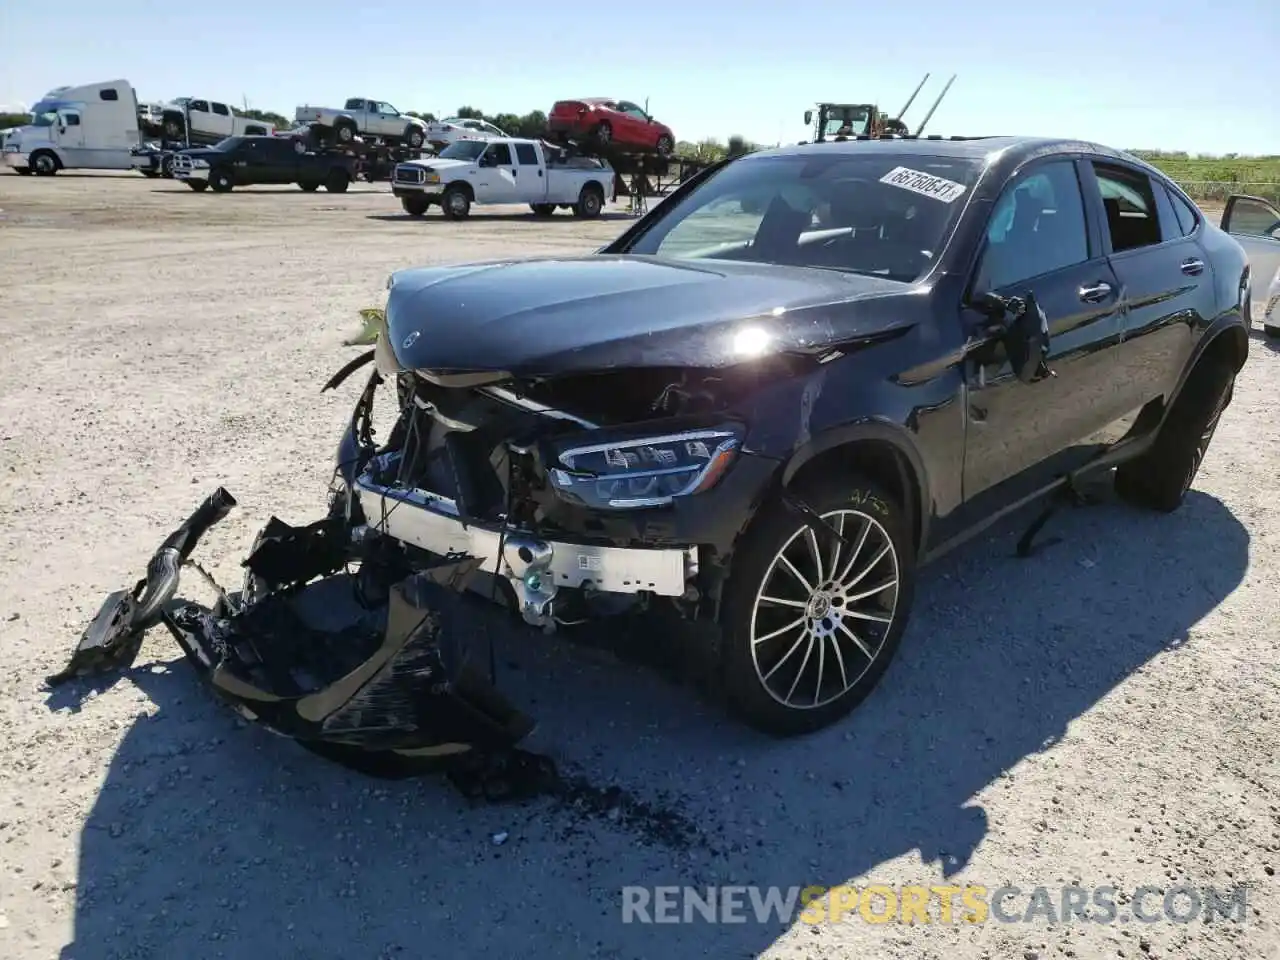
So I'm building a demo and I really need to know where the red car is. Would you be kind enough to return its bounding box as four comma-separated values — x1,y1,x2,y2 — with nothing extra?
547,98,675,156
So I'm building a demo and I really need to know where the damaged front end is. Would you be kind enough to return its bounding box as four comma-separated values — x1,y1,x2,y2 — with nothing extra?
52,305,799,789
50,485,542,794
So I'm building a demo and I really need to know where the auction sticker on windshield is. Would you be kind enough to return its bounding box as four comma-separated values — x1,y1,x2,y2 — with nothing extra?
879,166,968,203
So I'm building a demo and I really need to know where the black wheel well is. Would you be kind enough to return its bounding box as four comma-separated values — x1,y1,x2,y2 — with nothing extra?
784,439,923,554
1200,324,1249,374
446,180,474,200
582,180,604,197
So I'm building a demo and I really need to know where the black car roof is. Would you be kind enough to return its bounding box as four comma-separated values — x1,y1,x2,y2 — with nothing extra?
748,135,1140,169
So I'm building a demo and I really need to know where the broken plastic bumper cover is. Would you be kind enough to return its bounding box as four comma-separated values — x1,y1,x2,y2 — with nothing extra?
48,488,544,794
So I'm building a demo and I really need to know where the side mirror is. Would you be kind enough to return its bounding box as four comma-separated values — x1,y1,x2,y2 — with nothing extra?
972,291,1053,384
803,110,813,125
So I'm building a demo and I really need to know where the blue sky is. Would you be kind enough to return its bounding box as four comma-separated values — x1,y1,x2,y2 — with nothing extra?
2,0,1277,155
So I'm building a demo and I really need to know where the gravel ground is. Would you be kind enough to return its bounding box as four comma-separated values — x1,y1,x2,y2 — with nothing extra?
1,172,1278,960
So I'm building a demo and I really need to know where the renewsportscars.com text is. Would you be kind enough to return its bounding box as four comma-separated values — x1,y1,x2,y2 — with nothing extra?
620,884,1250,925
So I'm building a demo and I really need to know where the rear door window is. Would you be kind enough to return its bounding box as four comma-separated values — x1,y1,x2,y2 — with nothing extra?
1092,163,1163,253
1166,186,1200,236
514,143,539,165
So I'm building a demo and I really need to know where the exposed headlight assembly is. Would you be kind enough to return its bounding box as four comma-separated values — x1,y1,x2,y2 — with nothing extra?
548,425,742,510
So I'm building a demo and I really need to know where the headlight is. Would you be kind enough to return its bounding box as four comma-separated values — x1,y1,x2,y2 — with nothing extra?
424,172,440,184
547,426,742,510
191,158,209,168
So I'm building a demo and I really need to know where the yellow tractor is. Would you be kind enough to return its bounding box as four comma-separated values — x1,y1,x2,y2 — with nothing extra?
803,73,956,143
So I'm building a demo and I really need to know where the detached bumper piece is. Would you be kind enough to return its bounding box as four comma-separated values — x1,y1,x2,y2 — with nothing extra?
49,488,551,800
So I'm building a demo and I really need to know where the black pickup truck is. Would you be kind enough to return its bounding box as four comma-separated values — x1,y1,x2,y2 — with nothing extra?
169,135,359,193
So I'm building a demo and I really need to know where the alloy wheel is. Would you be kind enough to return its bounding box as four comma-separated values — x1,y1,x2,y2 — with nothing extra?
749,509,900,709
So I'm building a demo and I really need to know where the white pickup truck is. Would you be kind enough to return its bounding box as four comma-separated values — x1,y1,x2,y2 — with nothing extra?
160,98,273,145
390,137,614,220
294,98,427,149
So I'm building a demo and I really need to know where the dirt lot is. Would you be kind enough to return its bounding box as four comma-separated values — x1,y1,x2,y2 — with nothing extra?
1,172,1277,960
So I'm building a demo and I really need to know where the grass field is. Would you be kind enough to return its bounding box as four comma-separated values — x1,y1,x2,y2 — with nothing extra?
1133,152,1280,203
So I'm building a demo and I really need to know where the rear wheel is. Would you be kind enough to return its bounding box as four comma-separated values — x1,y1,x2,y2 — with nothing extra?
406,127,425,149
718,474,916,736
325,169,350,193
163,118,183,140
655,134,674,157
594,121,613,145
401,195,430,217
572,184,603,219
209,168,234,192
441,184,471,220
335,121,357,143
1114,353,1236,512
530,203,556,217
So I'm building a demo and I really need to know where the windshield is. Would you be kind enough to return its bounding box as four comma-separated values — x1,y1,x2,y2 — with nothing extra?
29,99,76,126
823,106,872,137
212,137,244,151
437,140,488,161
621,151,982,283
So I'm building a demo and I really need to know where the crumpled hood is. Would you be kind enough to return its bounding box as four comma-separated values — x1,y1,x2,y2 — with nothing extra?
384,255,918,378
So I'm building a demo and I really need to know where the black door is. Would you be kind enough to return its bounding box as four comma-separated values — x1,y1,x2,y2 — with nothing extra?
1085,161,1200,422
960,157,1126,516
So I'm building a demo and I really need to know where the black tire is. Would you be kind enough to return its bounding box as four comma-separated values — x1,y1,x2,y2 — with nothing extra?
572,184,604,219
401,195,430,217
209,168,234,193
325,169,350,193
718,473,916,736
441,184,471,220
655,134,674,157
163,118,183,140
594,120,613,145
406,127,425,149
1264,324,1280,339
31,151,59,176
1114,353,1235,512
530,203,556,217
299,181,320,192
187,181,209,192
335,121,357,143
162,155,175,178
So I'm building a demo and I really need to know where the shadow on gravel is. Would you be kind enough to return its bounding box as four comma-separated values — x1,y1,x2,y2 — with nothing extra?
366,212,635,224
47,487,1248,959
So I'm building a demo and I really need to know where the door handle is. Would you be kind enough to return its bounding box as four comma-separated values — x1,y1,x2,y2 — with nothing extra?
1078,281,1113,303
1180,258,1204,276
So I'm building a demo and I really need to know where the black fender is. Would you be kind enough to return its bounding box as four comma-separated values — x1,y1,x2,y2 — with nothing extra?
1161,311,1249,428
778,417,931,555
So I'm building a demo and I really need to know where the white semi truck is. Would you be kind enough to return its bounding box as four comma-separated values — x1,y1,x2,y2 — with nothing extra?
2,79,142,175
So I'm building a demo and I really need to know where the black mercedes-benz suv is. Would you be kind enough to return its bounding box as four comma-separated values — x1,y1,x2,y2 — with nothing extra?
61,136,1251,760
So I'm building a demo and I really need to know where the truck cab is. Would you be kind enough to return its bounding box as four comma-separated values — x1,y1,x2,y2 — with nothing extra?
2,79,141,175
390,137,613,220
